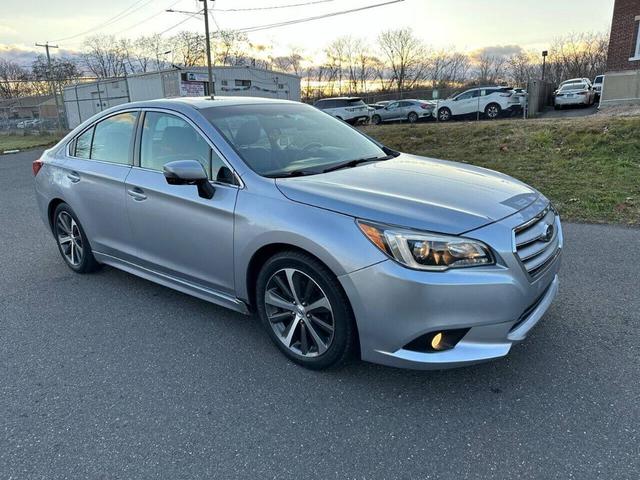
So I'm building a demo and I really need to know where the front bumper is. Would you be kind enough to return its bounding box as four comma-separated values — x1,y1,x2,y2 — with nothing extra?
339,196,562,370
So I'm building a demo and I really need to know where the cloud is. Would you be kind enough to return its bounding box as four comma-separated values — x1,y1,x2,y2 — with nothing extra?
0,44,82,68
472,45,524,59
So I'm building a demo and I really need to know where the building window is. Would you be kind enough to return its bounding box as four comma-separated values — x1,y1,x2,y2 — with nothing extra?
277,83,285,89
221,80,228,86
235,79,251,87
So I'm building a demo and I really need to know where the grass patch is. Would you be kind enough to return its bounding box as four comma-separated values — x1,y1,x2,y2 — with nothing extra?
0,134,63,152
362,116,640,225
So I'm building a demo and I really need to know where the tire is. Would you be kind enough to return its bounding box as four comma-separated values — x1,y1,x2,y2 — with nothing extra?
371,114,382,125
438,107,452,122
407,111,419,123
485,103,501,120
256,251,357,370
52,203,100,274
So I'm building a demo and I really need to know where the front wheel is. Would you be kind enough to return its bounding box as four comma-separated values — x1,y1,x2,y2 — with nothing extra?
438,107,452,122
256,251,357,370
371,114,382,125
485,103,501,119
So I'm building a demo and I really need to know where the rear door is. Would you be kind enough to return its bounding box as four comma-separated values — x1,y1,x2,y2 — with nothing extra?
453,89,480,115
60,110,138,261
124,109,239,294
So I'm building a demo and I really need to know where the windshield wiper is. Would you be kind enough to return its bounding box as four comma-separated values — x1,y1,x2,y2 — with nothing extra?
266,169,317,178
322,155,393,173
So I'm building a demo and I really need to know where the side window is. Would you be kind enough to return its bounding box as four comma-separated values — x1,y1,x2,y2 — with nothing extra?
91,112,137,164
140,111,228,182
399,101,412,107
74,127,94,158
387,102,400,109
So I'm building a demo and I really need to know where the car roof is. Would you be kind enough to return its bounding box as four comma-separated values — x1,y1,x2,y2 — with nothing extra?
316,97,362,101
120,96,299,111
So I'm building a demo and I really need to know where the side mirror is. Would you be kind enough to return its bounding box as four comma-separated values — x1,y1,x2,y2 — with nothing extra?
163,160,214,199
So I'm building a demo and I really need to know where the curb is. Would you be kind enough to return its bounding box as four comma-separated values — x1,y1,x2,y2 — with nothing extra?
2,149,21,155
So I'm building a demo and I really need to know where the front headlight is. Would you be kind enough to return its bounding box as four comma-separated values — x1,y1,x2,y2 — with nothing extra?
357,220,494,271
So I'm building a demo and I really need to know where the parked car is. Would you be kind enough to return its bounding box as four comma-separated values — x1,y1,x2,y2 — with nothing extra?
554,83,596,109
370,99,435,124
559,77,593,90
435,86,521,121
314,97,370,125
34,97,562,371
593,75,604,99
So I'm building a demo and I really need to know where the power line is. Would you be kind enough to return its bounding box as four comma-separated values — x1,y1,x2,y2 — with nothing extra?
235,0,405,33
158,8,204,36
52,0,155,42
213,0,335,12
58,0,183,47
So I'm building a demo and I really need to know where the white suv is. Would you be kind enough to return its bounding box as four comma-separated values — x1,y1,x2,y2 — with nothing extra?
314,97,370,125
435,87,520,121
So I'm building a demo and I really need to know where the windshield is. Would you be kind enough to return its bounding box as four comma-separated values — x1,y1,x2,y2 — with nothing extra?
201,103,386,177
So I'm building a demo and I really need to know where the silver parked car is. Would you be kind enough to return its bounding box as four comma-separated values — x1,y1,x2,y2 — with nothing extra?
370,99,435,124
34,97,562,370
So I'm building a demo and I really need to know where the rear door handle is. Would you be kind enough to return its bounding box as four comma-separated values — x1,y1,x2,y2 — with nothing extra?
67,171,80,183
127,187,147,201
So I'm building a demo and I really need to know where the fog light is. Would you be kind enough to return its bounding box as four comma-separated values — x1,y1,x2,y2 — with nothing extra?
403,328,470,354
431,332,444,350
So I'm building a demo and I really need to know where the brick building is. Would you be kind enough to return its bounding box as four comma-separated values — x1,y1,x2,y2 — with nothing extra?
601,0,640,106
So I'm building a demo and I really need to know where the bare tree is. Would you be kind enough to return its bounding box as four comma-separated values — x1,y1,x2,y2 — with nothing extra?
377,28,426,94
475,53,508,84
0,60,31,98
81,35,128,77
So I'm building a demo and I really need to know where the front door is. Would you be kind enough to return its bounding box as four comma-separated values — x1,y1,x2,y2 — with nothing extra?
125,110,239,295
453,89,480,115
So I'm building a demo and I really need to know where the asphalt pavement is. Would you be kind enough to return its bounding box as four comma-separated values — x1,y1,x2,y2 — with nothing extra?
1,149,638,479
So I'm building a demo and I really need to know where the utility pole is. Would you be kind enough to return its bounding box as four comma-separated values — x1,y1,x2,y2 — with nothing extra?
35,42,64,130
199,0,215,99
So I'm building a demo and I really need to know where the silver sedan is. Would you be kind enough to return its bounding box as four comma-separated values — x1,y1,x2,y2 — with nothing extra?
370,99,435,124
34,97,561,370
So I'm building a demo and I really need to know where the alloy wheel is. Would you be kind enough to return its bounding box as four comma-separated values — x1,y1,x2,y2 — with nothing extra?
264,268,335,357
487,105,499,119
56,211,83,266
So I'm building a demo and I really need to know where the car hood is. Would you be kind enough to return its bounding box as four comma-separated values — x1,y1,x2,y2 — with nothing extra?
275,154,539,234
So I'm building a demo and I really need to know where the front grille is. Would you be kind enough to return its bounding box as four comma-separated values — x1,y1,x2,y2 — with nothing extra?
514,205,560,278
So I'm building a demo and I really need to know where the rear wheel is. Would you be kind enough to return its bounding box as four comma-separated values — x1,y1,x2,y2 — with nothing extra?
407,111,419,123
485,103,501,119
256,251,356,370
53,203,100,273
438,107,452,122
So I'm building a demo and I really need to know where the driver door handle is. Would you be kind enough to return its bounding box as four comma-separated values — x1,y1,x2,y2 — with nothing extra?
127,187,147,201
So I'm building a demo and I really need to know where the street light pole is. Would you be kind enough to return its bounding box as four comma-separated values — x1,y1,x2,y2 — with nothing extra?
200,0,215,99
541,50,548,82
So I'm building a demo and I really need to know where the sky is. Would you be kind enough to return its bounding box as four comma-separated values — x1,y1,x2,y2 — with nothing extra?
0,0,616,64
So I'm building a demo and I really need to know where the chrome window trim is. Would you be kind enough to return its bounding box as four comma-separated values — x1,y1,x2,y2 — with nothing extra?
139,107,245,189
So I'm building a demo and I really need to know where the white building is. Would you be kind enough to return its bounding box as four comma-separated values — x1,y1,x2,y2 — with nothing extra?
63,66,301,128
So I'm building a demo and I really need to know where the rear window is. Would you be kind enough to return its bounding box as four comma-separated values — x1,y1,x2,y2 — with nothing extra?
594,76,603,84
346,98,365,106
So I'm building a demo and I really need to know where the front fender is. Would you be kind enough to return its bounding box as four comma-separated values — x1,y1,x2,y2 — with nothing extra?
233,188,386,302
